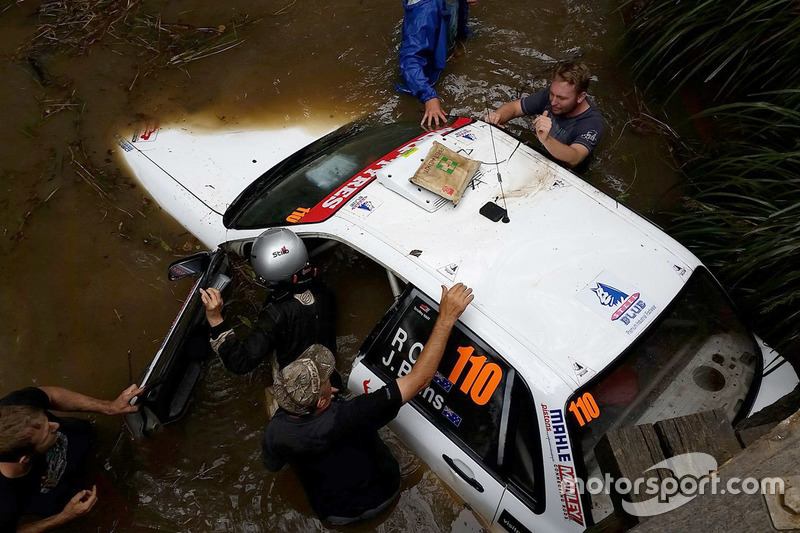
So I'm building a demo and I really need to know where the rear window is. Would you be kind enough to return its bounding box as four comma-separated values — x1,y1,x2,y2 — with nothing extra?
567,267,760,521
227,122,424,229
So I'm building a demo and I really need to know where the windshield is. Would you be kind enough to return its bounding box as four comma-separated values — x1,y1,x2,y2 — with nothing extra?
225,121,426,229
567,268,760,520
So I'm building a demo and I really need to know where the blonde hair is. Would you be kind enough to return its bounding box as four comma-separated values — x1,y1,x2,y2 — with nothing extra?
553,61,591,94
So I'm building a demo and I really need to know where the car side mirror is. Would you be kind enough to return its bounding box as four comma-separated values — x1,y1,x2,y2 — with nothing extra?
167,252,211,280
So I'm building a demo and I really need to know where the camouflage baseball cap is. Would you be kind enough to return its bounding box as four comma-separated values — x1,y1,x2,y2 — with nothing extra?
272,344,336,416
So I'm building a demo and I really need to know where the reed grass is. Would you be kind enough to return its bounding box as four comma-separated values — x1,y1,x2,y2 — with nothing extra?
623,0,800,350
622,0,800,100
670,99,800,350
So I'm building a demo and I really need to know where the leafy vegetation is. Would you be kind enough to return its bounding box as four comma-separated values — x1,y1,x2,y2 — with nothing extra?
622,1,800,351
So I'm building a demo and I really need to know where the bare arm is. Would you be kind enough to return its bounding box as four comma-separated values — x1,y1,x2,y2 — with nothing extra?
17,487,97,533
397,283,474,403
484,100,524,126
533,110,590,167
38,385,143,416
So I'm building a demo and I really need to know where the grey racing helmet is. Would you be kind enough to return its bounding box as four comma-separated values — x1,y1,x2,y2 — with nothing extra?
249,228,311,284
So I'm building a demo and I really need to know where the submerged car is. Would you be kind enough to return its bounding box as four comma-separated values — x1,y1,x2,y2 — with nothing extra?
118,117,798,531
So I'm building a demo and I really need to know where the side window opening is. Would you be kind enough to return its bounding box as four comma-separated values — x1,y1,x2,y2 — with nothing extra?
221,236,400,379
360,287,509,473
503,372,545,513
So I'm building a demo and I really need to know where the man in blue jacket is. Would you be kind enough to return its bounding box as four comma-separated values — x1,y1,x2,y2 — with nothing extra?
398,0,476,127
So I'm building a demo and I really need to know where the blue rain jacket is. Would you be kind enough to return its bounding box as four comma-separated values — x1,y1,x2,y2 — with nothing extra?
398,0,470,104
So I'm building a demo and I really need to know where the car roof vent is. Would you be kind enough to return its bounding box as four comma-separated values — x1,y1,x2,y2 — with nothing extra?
375,146,449,213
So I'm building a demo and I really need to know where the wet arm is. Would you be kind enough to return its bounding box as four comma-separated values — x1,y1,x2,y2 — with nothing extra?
211,324,275,375
38,385,143,416
399,7,440,104
539,137,590,167
17,514,72,533
202,287,274,374
397,284,473,403
484,100,524,126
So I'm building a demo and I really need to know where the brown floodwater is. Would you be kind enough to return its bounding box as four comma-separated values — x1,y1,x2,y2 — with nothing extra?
0,0,682,531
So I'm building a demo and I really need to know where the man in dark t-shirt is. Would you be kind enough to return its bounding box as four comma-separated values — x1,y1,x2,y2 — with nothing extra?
0,384,143,532
262,283,474,525
485,61,604,168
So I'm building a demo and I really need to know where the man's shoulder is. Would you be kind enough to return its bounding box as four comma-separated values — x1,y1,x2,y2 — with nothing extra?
582,98,604,120
0,387,50,410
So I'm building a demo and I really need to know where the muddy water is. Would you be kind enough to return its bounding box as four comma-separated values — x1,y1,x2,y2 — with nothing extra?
0,0,681,531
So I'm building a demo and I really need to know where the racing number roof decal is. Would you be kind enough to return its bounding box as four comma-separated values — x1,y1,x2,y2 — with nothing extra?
285,117,474,225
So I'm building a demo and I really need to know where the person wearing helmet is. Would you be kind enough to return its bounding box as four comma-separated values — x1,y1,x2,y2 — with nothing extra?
199,228,337,377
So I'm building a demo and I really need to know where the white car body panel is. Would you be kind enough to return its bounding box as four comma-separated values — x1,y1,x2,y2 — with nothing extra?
118,117,797,532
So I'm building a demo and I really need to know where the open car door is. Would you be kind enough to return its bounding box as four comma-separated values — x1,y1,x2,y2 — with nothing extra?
125,248,231,437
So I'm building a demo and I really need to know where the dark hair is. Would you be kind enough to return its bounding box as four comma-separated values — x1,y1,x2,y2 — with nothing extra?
0,405,44,462
553,61,592,94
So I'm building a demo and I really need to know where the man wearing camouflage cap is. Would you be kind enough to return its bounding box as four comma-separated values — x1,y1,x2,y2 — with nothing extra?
262,283,474,525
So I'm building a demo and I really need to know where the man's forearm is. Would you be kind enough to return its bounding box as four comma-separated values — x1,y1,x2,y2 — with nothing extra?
398,317,456,402
17,512,71,533
38,387,114,415
540,137,588,167
495,100,524,124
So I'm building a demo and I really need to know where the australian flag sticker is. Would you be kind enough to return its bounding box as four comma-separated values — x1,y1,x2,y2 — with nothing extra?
433,371,453,392
442,406,462,427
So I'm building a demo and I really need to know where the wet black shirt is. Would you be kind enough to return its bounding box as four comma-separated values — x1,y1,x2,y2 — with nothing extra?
0,388,92,531
210,281,337,373
262,380,403,521
520,89,604,155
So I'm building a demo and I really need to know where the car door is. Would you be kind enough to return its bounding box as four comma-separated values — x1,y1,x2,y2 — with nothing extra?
125,248,231,437
351,285,530,526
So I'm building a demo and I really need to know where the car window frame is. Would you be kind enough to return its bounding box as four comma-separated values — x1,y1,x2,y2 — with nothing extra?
358,284,544,492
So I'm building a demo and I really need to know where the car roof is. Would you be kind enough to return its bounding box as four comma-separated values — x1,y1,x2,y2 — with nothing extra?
119,118,703,393
309,121,701,389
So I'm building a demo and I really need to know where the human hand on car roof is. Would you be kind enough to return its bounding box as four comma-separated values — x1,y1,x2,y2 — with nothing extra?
422,97,448,128
437,282,474,326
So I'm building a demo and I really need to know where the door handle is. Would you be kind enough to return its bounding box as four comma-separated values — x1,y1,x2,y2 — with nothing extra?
442,454,484,493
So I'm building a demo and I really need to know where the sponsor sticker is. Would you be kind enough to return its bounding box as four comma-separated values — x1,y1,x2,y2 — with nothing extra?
118,138,134,152
556,464,585,525
347,194,382,218
455,129,477,142
401,146,419,158
568,357,596,384
577,271,658,337
437,261,461,281
132,124,158,143
541,404,585,526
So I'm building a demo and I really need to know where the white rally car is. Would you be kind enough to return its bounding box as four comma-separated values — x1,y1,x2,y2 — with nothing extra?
118,117,798,531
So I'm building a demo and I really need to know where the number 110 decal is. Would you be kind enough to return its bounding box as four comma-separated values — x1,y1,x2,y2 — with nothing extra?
447,346,503,405
568,392,600,426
